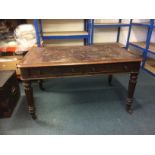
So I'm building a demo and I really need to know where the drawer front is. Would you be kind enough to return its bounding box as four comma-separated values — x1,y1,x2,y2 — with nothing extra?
20,62,141,80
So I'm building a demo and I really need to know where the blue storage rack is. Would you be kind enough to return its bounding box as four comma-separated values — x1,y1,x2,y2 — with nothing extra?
34,19,92,47
126,19,155,77
34,19,155,77
91,19,130,44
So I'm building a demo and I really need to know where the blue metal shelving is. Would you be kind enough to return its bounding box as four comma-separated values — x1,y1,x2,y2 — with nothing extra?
91,19,130,45
126,19,155,77
33,19,155,77
34,19,92,47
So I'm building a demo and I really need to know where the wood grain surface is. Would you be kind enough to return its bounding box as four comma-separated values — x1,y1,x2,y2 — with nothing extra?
43,31,88,36
18,43,141,68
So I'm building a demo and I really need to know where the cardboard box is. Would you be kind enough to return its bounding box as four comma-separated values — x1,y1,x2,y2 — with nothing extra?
0,56,23,76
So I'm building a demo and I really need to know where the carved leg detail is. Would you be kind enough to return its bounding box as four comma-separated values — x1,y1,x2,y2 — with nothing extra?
23,81,36,119
38,80,45,91
108,74,113,86
126,73,138,114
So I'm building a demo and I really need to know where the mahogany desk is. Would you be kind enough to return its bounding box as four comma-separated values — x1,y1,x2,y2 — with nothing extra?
17,43,142,119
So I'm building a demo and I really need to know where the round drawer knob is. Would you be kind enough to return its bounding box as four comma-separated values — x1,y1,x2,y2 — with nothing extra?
123,65,128,70
92,67,96,72
71,68,75,72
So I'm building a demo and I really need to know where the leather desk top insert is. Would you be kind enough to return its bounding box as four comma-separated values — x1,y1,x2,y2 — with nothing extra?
18,43,141,68
17,43,142,119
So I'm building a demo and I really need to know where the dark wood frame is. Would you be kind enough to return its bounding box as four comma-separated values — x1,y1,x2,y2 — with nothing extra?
17,44,142,119
19,61,140,119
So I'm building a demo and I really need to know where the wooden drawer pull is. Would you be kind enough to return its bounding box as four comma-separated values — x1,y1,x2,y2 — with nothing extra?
123,65,128,70
92,67,96,72
71,68,75,72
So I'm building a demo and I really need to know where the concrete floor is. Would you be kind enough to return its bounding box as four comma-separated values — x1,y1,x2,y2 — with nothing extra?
0,70,155,134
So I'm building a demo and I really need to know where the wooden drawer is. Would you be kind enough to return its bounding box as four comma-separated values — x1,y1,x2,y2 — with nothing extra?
20,62,140,80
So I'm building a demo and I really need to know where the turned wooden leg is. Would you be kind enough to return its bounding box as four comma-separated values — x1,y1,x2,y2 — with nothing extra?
108,74,113,86
126,73,138,114
23,81,36,119
38,80,45,91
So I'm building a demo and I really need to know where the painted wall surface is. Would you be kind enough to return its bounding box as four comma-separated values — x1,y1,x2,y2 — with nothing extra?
28,19,155,46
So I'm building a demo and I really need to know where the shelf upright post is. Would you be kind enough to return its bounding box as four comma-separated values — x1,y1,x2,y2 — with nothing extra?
84,19,92,46
87,19,92,46
34,19,41,47
91,19,95,45
116,19,122,43
142,19,154,68
84,19,87,45
125,19,133,49
39,19,43,39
